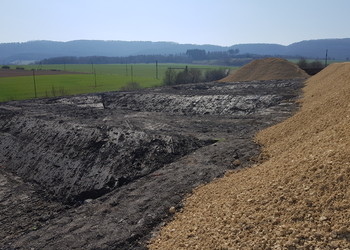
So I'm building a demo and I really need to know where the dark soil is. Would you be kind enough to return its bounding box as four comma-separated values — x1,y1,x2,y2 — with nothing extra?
0,79,303,249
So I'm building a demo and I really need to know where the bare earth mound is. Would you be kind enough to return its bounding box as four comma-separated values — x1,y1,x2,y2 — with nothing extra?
220,57,309,82
149,64,350,249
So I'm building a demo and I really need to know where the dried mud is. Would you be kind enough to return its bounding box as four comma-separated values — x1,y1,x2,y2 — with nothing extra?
0,79,303,249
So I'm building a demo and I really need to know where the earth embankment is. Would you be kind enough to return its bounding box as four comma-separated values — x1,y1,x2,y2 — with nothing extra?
0,79,303,249
149,63,350,249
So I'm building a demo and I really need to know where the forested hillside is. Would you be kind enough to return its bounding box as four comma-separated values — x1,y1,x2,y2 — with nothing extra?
1,38,349,64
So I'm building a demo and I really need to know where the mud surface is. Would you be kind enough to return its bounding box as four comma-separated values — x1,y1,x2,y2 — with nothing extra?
0,79,303,249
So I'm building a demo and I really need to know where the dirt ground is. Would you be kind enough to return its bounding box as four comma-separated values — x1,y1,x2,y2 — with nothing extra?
0,79,303,249
149,63,350,249
0,69,87,77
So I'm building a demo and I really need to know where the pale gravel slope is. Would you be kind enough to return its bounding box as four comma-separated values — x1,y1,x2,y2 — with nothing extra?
149,63,350,249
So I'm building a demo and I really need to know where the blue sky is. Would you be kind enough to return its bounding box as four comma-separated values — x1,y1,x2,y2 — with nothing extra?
1,0,350,46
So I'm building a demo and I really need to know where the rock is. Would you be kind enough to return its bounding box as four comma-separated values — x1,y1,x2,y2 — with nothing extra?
305,199,313,207
233,159,241,166
169,207,176,214
320,216,328,221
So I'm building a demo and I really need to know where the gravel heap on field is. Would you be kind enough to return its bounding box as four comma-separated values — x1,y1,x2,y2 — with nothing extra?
220,57,309,82
149,63,350,249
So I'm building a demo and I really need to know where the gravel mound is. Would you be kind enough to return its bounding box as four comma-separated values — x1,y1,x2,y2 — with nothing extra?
220,57,309,82
149,64,350,249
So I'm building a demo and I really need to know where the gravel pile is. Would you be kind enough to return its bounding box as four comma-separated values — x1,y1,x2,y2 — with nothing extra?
220,58,309,82
149,63,350,249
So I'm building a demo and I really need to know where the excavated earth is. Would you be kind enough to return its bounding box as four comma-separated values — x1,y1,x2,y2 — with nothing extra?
0,79,303,249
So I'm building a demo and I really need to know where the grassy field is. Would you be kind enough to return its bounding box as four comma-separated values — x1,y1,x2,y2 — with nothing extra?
0,64,234,102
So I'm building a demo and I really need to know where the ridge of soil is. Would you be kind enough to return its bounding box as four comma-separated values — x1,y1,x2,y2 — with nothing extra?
149,63,350,249
220,57,309,82
0,79,303,249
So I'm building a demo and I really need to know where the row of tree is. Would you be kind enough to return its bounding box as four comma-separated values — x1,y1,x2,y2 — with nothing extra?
296,58,324,69
39,55,191,65
296,58,325,75
163,67,228,85
185,49,239,60
38,49,246,66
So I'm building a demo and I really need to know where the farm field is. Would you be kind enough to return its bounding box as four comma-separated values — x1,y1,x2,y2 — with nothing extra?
0,64,235,102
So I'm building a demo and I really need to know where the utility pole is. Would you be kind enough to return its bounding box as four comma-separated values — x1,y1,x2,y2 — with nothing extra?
94,69,97,88
32,70,37,98
325,49,328,67
168,68,172,84
156,60,159,79
37,62,42,71
125,62,128,76
131,65,134,82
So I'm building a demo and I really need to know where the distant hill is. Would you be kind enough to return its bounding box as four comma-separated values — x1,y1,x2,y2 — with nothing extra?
230,38,350,60
229,43,287,56
0,40,228,64
0,38,349,64
285,39,350,59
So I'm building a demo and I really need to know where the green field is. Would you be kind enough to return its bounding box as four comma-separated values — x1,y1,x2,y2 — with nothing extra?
0,64,234,102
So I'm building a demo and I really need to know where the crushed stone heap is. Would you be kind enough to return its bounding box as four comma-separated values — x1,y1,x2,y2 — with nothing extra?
220,57,309,82
149,63,350,249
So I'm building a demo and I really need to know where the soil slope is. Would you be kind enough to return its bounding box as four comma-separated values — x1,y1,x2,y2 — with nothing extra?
220,57,309,82
149,63,350,249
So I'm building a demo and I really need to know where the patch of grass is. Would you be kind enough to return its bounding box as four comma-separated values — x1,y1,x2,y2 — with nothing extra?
0,74,162,101
0,64,234,102
214,138,226,143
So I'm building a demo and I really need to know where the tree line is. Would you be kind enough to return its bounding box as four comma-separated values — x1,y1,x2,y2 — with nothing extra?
37,49,263,66
163,66,228,85
39,54,191,65
38,49,304,67
296,58,325,75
